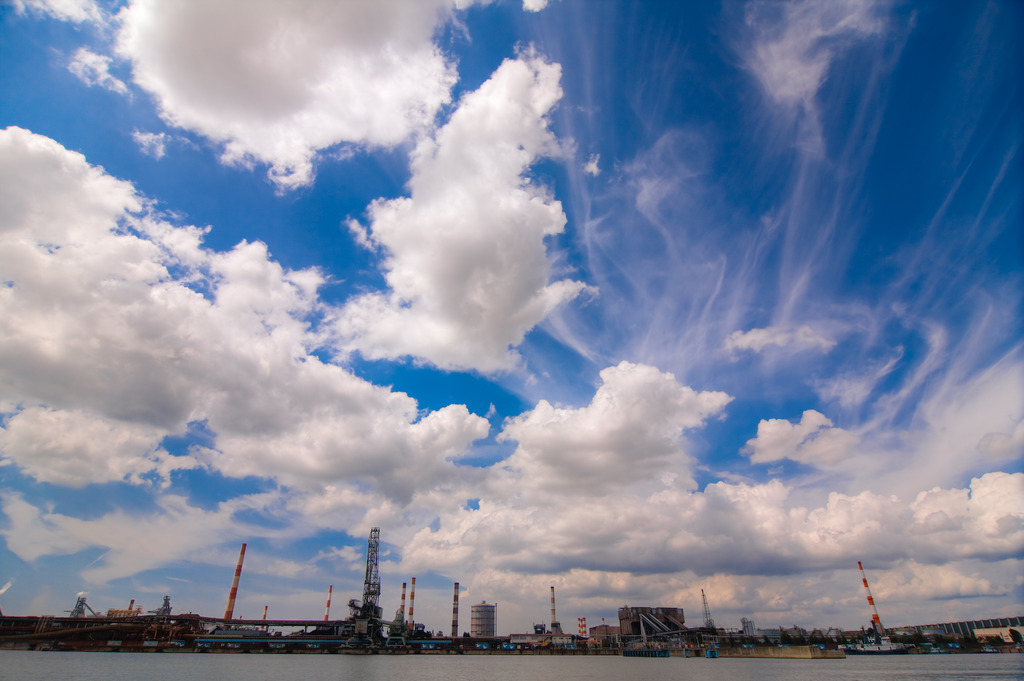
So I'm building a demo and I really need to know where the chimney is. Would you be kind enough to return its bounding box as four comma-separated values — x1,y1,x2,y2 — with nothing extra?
408,577,416,630
223,543,246,620
452,582,460,639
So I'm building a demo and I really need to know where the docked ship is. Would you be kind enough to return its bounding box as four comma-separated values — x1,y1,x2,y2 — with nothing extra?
844,634,909,655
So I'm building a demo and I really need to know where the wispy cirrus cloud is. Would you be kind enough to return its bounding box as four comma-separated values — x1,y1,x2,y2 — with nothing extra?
741,0,884,153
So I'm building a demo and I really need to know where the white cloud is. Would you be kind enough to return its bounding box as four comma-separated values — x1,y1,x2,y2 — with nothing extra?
335,53,592,373
67,47,129,96
583,152,600,176
402,409,1023,624
744,409,859,465
909,473,1024,562
497,362,733,495
742,0,884,152
726,324,836,355
522,0,549,13
813,348,902,410
0,126,488,500
0,490,291,582
131,130,167,159
13,0,100,23
0,407,197,487
115,0,464,190
977,419,1024,461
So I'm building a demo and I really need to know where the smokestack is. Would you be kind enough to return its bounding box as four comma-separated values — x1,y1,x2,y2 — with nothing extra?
324,585,333,622
262,605,268,621
128,599,135,611
400,582,407,618
223,543,247,620
549,585,563,634
408,577,416,630
452,582,460,639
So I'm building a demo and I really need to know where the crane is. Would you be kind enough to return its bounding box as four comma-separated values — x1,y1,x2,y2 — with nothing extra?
858,561,885,641
701,589,715,630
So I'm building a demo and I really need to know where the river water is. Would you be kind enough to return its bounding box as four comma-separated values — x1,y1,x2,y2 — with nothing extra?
1,651,1021,681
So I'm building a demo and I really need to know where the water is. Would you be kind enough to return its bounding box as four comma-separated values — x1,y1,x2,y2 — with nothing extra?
0,651,1021,681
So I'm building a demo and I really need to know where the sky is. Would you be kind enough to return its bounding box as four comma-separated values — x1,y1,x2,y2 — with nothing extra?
0,0,1021,636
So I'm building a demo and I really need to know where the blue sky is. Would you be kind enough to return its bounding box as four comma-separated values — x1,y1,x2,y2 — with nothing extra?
0,0,1021,635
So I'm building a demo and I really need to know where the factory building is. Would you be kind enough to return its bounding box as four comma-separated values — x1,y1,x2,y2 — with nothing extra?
618,606,685,638
470,602,497,638
588,623,620,647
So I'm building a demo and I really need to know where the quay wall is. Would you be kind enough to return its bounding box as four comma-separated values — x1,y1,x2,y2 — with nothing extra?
719,645,846,659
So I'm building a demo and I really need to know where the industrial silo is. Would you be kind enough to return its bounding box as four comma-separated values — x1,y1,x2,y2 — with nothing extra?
470,601,497,637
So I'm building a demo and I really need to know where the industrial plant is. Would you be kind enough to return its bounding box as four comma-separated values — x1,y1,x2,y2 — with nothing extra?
0,529,1020,657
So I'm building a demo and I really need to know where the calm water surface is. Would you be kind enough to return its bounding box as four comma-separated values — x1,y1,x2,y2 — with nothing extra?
1,651,1021,681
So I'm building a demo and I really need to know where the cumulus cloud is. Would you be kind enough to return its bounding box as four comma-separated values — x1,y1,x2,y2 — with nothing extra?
0,407,197,487
498,362,733,495
726,324,836,356
115,0,464,190
402,397,1023,620
68,47,129,95
335,53,592,372
744,409,859,465
583,153,600,176
909,472,1024,562
0,126,488,500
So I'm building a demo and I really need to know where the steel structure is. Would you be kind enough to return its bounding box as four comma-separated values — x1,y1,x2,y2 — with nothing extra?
362,528,380,614
858,561,885,639
701,589,715,630
349,527,383,645
66,594,99,618
150,595,172,617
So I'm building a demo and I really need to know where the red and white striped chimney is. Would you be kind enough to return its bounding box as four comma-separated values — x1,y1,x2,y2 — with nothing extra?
223,543,246,620
408,577,416,630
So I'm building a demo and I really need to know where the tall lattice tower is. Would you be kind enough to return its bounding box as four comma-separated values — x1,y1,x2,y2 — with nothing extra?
362,527,381,616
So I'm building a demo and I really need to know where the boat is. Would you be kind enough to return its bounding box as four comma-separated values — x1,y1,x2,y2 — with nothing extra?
844,635,909,655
